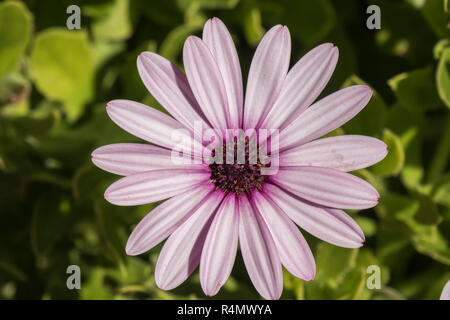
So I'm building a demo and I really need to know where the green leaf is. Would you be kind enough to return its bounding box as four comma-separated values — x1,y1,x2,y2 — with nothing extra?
371,129,405,177
386,104,425,189
431,174,450,208
436,48,450,108
412,228,450,265
388,67,443,111
354,216,377,237
341,75,387,136
240,0,265,46
0,1,32,76
85,0,135,41
277,0,336,45
427,114,450,182
81,268,114,300
414,194,441,225
159,21,204,61
433,39,450,59
422,0,450,39
401,127,423,190
30,29,95,121
334,268,367,300
378,193,450,265
315,243,358,288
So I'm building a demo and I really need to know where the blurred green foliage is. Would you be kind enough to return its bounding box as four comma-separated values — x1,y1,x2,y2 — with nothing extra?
0,0,449,300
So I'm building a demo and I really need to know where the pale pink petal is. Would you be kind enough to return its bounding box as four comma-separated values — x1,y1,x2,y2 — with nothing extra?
200,193,239,296
264,183,365,248
106,100,204,156
155,191,225,290
252,191,315,280
104,169,210,206
183,36,230,135
203,17,243,129
238,195,283,300
280,85,373,151
271,166,379,209
92,143,206,176
243,25,291,130
440,281,450,300
280,135,388,171
137,52,209,134
260,43,338,130
125,184,215,256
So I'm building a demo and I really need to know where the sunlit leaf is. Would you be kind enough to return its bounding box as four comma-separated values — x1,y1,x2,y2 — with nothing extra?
436,48,450,108
30,29,95,121
0,1,32,76
371,129,405,176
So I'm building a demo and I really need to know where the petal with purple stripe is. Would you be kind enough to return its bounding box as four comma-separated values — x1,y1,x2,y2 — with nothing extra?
200,193,239,296
238,195,283,300
155,191,225,290
280,135,387,171
243,25,291,130
264,183,365,248
126,184,215,255
271,166,379,209
104,169,210,206
92,143,206,176
280,85,373,151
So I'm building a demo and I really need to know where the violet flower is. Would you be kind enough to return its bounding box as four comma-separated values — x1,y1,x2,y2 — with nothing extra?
92,17,387,299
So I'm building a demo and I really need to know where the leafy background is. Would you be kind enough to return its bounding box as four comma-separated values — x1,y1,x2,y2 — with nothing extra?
0,0,449,300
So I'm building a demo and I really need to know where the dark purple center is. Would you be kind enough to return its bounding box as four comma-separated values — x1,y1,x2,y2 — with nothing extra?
209,139,268,196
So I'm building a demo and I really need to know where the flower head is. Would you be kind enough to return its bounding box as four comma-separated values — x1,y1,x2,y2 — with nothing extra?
92,17,387,299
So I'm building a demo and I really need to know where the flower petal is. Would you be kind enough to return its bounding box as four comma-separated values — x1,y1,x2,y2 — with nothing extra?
280,85,373,151
106,99,204,156
125,184,215,256
183,36,230,135
264,183,365,248
155,191,225,290
104,169,210,206
260,43,338,130
137,52,209,133
253,191,315,280
92,143,206,176
440,281,450,300
243,25,291,130
200,193,239,296
280,135,388,171
271,166,379,209
238,195,283,300
203,17,243,129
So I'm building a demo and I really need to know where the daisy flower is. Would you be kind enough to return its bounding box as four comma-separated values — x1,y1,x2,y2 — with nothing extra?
92,17,387,300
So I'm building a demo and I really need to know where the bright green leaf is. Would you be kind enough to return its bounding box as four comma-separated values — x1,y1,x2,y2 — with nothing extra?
85,0,134,41
30,29,95,121
371,129,405,176
388,67,443,111
0,1,32,76
436,48,450,108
